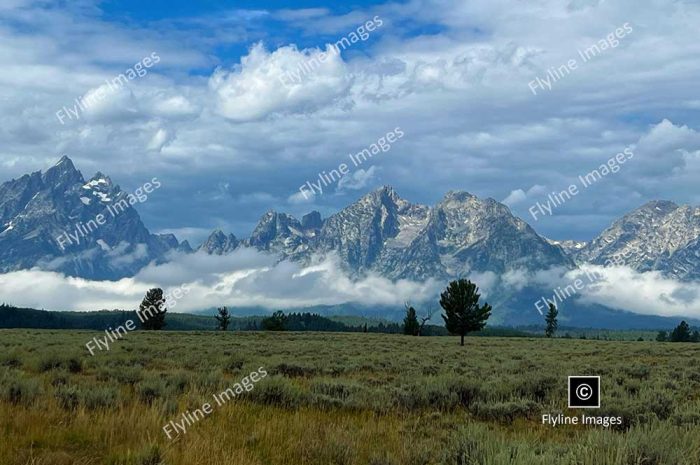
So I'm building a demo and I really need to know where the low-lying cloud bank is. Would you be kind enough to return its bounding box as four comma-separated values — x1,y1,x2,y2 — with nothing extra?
0,249,439,313
1,249,699,320
510,265,700,320
570,265,700,319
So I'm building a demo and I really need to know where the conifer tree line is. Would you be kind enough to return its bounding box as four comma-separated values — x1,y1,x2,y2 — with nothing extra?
8,282,697,342
656,321,700,342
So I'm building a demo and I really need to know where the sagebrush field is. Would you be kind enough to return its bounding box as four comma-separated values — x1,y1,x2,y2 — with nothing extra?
1,330,699,465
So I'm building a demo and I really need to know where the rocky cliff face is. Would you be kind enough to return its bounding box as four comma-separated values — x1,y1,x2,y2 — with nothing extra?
221,186,573,280
198,230,239,255
0,156,182,279
5,158,698,286
576,200,700,280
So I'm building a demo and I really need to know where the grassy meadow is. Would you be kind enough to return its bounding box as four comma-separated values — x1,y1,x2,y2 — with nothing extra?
1,329,699,465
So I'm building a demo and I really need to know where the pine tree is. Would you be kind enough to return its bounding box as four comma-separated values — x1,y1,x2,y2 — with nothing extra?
545,302,558,338
670,321,691,342
215,306,231,331
261,311,286,331
138,288,167,330
692,330,700,343
440,279,492,346
656,330,668,342
403,305,420,335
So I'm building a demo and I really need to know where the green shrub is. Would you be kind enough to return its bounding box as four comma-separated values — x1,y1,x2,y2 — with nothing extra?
470,400,538,423
115,367,143,385
1,378,41,406
36,354,82,373
273,363,317,378
0,352,22,368
55,385,80,410
193,370,223,390
66,357,82,374
626,365,651,380
137,378,166,405
37,354,63,372
225,355,246,373
671,412,700,426
164,371,188,394
644,391,674,420
250,376,305,408
515,375,558,402
81,386,119,410
311,380,356,400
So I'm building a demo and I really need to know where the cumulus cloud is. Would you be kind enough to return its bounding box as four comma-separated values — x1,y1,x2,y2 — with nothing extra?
149,95,200,119
502,184,546,207
337,166,380,192
3,0,700,252
209,42,350,121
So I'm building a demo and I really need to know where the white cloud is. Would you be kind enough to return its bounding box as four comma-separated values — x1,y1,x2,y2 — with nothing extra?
147,128,173,152
150,94,199,119
0,248,439,312
573,265,700,319
2,0,700,250
287,190,316,204
337,166,379,192
502,184,546,207
209,42,350,121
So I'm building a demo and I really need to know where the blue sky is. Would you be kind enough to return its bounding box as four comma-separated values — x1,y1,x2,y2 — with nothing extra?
1,0,700,247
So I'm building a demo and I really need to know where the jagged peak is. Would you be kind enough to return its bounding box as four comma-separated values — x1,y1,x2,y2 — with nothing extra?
42,155,83,186
208,228,226,237
442,190,476,202
636,200,679,212
302,211,323,229
199,228,239,254
353,185,404,207
86,171,114,187
206,228,237,240
55,155,72,165
47,155,78,172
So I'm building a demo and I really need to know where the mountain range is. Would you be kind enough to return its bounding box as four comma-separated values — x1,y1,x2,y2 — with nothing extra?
0,156,189,279
227,187,574,281
1,157,698,327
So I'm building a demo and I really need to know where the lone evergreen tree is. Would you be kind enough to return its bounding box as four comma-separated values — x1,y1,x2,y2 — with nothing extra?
656,330,668,342
138,288,167,330
545,302,558,338
670,320,691,342
403,304,420,335
215,306,231,331
440,279,492,346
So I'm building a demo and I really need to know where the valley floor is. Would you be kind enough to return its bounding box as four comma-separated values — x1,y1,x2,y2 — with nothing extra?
1,330,699,464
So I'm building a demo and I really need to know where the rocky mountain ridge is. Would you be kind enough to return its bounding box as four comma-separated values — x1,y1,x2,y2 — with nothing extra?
2,157,699,284
0,156,185,279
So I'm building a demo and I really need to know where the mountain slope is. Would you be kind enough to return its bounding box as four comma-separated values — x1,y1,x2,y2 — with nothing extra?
577,200,700,280
0,156,182,279
226,186,573,280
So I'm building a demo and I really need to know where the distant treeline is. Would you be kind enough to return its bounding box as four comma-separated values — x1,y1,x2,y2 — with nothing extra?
0,304,532,337
259,311,533,337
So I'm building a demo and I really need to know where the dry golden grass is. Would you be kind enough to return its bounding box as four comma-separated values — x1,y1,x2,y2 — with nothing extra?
1,329,699,464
